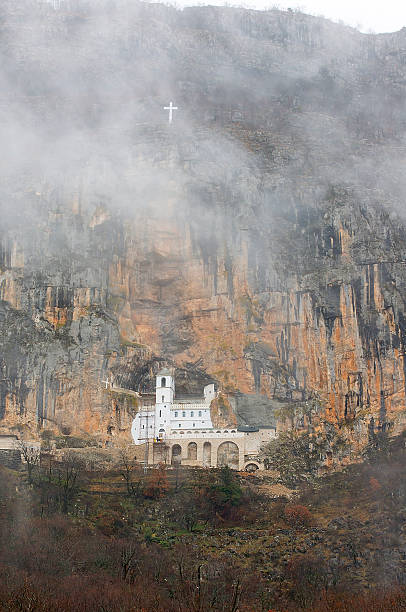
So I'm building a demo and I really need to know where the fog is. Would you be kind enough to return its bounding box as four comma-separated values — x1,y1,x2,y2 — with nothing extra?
2,0,405,238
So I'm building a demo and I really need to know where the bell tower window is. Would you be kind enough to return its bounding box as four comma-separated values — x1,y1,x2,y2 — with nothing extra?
161,377,166,387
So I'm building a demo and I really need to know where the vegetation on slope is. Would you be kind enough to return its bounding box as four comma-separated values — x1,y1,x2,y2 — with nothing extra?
1,434,406,610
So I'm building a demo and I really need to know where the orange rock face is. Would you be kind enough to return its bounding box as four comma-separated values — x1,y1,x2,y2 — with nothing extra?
1,195,406,450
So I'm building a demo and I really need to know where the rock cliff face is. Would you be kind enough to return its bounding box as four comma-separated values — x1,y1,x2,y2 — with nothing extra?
1,0,406,450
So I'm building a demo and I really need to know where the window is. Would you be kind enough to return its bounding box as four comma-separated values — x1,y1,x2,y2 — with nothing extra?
142,425,145,429
187,442,197,460
161,377,166,387
193,423,195,427
175,411,178,417
198,411,202,417
178,423,181,428
182,411,186,417
162,395,165,402
159,410,162,417
191,411,194,417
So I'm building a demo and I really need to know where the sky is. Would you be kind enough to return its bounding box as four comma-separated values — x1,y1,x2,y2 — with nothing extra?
165,0,406,33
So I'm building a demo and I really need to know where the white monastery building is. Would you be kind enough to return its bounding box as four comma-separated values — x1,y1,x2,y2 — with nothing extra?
131,369,277,471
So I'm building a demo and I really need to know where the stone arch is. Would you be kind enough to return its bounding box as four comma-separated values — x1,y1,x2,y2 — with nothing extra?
217,441,239,469
171,444,182,465
245,462,260,472
203,441,211,467
187,442,197,460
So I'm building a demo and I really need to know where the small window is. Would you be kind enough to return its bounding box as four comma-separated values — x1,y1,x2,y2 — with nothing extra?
193,423,195,427
182,411,186,417
198,411,202,417
159,410,162,417
161,377,166,387
175,411,178,417
142,425,145,429
178,423,181,428
191,411,194,417
162,395,164,402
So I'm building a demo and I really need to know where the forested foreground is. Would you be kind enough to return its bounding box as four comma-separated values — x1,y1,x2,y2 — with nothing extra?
1,438,406,611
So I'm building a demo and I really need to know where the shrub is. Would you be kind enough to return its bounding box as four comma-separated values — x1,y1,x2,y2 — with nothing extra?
284,503,312,528
55,436,98,449
369,476,381,492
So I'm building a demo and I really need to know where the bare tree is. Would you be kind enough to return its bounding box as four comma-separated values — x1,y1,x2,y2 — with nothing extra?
118,445,142,496
55,451,84,513
17,440,40,484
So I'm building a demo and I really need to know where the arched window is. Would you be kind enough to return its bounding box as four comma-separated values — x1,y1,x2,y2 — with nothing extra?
217,441,239,470
174,411,178,417
203,441,211,467
161,377,166,387
187,442,197,460
162,395,164,402
190,411,194,417
182,411,186,417
198,410,202,417
171,444,181,465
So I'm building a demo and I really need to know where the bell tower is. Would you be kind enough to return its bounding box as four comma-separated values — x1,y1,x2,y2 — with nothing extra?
154,369,175,439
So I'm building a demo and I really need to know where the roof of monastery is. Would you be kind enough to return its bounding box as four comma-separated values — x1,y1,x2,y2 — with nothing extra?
237,425,276,432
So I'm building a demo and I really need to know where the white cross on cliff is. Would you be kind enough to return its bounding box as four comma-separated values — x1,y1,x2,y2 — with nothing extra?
164,102,178,124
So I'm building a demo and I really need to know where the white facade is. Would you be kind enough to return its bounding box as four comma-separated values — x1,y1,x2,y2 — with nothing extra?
131,371,216,445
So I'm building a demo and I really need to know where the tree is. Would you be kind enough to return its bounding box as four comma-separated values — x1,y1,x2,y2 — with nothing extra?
17,441,40,484
363,430,391,463
118,445,142,496
285,554,328,608
143,463,170,499
262,430,324,487
54,451,84,513
197,466,243,521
